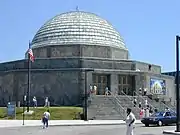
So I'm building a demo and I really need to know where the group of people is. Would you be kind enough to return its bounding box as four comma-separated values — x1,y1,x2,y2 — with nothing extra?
133,97,158,119
139,106,155,119
133,97,148,108
89,85,109,96
32,96,50,108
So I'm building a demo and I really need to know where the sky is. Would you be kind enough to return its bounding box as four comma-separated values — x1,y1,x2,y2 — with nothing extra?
0,0,180,72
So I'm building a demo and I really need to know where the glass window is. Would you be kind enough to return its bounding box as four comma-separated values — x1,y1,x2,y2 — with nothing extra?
165,112,171,116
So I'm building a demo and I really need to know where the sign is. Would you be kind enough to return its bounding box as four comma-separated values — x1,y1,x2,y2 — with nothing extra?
150,78,166,95
7,102,16,117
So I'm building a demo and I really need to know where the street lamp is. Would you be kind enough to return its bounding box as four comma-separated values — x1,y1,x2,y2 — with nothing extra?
176,35,180,132
22,95,26,125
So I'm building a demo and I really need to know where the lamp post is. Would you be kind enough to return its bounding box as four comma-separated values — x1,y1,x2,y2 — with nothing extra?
176,35,180,132
22,95,26,125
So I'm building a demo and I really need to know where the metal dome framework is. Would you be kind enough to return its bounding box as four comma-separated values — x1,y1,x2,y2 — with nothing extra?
32,11,127,50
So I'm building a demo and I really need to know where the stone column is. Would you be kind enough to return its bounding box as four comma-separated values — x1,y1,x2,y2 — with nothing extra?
87,72,92,90
79,71,85,101
135,73,146,94
110,74,118,94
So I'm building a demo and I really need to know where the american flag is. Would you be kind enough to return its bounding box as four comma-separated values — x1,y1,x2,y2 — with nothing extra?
28,48,34,62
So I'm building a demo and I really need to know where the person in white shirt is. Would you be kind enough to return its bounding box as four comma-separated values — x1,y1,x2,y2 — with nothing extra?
145,99,148,107
144,88,147,96
44,97,48,107
42,110,50,128
105,87,109,96
93,85,97,95
33,96,37,108
125,108,136,135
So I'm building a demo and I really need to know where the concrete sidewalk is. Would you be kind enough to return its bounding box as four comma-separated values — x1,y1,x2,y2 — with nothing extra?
0,120,142,128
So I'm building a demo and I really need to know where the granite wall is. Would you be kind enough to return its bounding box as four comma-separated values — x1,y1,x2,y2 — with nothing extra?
134,61,161,74
27,45,128,60
0,70,83,106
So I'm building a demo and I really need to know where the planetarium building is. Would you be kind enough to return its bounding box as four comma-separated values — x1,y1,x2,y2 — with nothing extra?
0,11,175,106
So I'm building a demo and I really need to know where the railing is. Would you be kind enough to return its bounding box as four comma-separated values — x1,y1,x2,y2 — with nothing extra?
133,91,155,110
147,93,175,112
108,91,126,119
149,92,176,112
134,91,175,112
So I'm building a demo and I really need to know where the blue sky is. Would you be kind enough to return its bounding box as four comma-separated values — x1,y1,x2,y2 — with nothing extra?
0,0,180,72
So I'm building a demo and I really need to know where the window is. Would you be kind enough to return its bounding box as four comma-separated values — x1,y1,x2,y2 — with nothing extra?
165,112,171,116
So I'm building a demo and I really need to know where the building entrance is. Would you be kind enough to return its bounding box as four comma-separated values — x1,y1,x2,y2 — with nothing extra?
118,75,135,95
92,74,109,95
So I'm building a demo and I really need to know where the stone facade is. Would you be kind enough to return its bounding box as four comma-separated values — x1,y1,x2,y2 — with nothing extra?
0,69,82,106
26,45,128,60
0,56,175,106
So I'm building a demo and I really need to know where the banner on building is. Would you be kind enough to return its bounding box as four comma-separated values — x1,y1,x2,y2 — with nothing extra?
150,78,166,95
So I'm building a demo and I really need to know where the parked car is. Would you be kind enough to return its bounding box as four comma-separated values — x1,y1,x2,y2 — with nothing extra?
141,111,176,127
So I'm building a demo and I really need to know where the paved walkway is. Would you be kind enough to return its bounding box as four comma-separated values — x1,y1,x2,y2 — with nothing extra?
0,120,141,128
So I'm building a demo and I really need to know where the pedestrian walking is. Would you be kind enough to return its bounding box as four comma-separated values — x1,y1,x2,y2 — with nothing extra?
145,99,148,107
93,85,97,95
105,87,109,96
144,88,147,96
125,108,136,135
133,98,137,107
139,108,144,119
44,97,48,107
149,106,153,116
33,96,37,108
42,110,50,129
138,102,142,108
145,108,150,118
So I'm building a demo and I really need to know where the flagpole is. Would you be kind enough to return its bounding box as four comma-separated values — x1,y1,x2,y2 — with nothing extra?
27,41,31,112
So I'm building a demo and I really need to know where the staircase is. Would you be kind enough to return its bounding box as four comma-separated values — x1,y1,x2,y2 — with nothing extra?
88,93,140,120
134,91,176,112
88,95,125,120
87,91,176,120
115,95,140,119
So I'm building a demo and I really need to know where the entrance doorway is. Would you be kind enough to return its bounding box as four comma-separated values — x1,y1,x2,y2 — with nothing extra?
92,74,109,95
118,75,135,95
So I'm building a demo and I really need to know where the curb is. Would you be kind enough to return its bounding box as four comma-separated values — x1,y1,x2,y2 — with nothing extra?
163,131,180,135
49,122,142,127
1,122,142,128
0,123,142,128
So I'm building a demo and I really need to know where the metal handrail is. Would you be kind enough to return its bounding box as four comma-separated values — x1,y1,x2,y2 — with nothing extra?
120,91,136,108
133,91,155,110
108,91,126,119
145,92,175,112
148,91,175,108
120,91,133,101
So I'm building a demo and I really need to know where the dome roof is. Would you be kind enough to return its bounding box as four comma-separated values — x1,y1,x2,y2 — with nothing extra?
31,11,127,50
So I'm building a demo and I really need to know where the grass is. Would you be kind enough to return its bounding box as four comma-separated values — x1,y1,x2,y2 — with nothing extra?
0,107,83,120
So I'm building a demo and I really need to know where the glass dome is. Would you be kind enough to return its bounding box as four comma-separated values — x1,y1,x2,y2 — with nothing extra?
31,11,127,50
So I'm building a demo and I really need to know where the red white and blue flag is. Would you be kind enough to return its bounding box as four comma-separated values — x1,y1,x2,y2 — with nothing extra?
28,42,34,62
